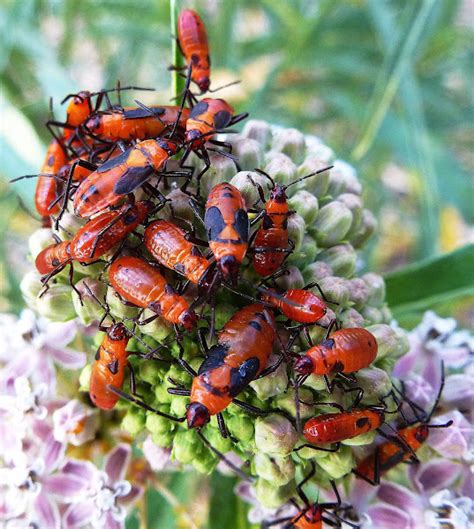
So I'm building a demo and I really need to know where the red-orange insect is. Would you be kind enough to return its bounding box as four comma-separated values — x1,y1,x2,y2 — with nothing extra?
294,327,378,376
177,9,211,93
203,182,249,283
143,219,217,292
89,322,131,410
34,139,68,226
250,167,332,277
72,138,178,218
260,288,327,324
186,303,276,428
109,256,197,330
35,240,71,275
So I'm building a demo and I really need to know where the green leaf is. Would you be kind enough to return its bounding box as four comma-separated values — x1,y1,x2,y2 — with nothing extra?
385,244,474,322
207,474,250,529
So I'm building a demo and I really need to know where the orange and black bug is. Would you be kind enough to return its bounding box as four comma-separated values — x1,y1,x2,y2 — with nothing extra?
35,240,72,276
262,461,358,529
260,287,327,325
353,365,452,485
177,9,211,94
109,256,197,330
199,182,249,283
249,167,333,277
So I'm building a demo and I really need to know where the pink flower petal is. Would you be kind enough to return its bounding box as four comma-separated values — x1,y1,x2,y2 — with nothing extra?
45,320,77,347
45,346,86,369
63,502,93,529
33,494,61,529
366,505,413,529
105,511,123,529
410,459,462,494
43,474,89,500
61,459,97,484
427,411,471,459
33,356,57,392
377,482,423,519
105,444,131,483
43,436,66,472
120,484,143,506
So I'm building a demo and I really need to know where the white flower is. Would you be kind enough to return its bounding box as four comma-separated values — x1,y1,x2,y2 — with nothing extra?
424,489,473,529
52,400,98,446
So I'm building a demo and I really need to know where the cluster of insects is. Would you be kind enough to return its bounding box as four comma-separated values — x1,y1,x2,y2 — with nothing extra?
14,9,451,529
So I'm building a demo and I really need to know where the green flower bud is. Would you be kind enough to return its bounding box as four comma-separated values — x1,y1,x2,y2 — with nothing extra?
122,407,146,436
201,153,239,194
138,360,167,386
205,425,233,454
79,364,92,391
250,355,288,399
192,447,218,474
255,478,295,509
297,156,331,197
169,395,188,417
351,209,377,248
230,171,269,209
355,367,393,401
106,287,139,320
341,430,377,447
172,429,200,465
367,323,409,360
52,212,85,239
275,266,305,290
272,127,306,163
347,278,369,309
36,283,76,322
161,188,195,223
231,138,264,170
242,119,272,148
146,412,176,435
327,160,362,197
316,444,354,479
72,278,107,326
301,374,328,393
362,273,386,308
154,382,173,405
339,308,365,328
264,151,297,186
151,430,175,448
255,415,298,456
317,244,357,278
289,235,317,267
304,137,335,164
288,190,319,224
380,305,393,324
316,276,350,307
28,228,54,260
313,202,353,247
20,270,43,308
139,310,172,341
287,213,305,253
302,261,333,284
361,306,383,325
254,453,295,486
226,414,255,443
338,193,363,234
274,387,315,420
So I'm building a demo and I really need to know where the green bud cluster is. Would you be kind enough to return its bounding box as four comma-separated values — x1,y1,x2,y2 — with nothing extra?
23,121,408,510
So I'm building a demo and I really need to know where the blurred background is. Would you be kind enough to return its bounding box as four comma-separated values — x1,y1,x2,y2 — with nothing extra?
0,1,472,527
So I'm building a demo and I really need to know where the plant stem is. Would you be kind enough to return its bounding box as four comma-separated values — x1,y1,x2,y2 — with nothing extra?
170,0,184,100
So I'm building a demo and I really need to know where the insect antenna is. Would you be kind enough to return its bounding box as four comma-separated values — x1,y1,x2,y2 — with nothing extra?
283,165,334,191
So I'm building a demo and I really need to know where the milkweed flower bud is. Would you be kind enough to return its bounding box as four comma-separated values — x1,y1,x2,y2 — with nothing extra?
264,151,297,186
275,266,305,290
202,152,239,194
362,272,386,307
316,276,350,307
338,193,363,234
316,444,354,479
122,406,146,436
347,278,369,309
255,415,298,456
313,202,353,247
288,190,319,224
339,307,365,328
242,119,272,147
36,283,76,322
287,213,305,253
231,138,264,170
227,414,255,444
255,478,295,509
106,287,139,320
79,364,92,391
254,453,295,486
361,306,383,324
341,430,377,447
274,387,315,420
250,355,288,400
368,323,409,360
72,277,107,326
52,212,85,239
28,228,54,259
355,367,393,401
289,235,317,267
272,127,306,163
20,270,43,308
317,243,357,278
351,209,377,248
304,137,335,164
328,160,362,196
162,188,195,223
302,261,333,283
172,429,200,465
230,171,269,209
296,156,332,196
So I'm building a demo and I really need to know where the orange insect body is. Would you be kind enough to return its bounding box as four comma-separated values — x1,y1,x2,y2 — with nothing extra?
109,256,197,330
35,241,71,275
89,323,130,410
204,183,249,281
252,185,290,276
260,289,327,324
355,424,429,482
144,220,215,289
35,140,68,223
84,106,190,142
303,409,384,445
294,328,378,376
62,91,93,141
186,98,234,149
70,201,152,262
187,304,275,428
291,507,323,529
73,139,176,217
177,9,210,93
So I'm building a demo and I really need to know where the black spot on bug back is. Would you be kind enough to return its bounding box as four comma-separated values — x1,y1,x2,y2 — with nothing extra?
191,246,202,256
332,360,344,373
164,284,176,295
198,344,227,375
320,339,335,349
233,209,249,242
190,101,209,119
229,357,260,397
124,106,165,120
282,218,288,230
222,192,233,198
190,53,200,65
204,206,226,241
123,211,139,225
249,320,262,332
262,213,273,230
98,149,130,173
47,155,55,166
213,110,232,130
52,258,60,266
356,417,369,429
174,263,185,274
113,165,154,195
95,349,101,361
107,360,119,374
